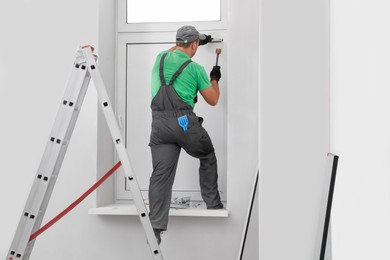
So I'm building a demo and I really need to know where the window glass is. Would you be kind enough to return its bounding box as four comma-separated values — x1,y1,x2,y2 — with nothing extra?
127,0,220,23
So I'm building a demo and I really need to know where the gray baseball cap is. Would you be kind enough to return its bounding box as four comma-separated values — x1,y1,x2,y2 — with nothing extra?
176,25,206,44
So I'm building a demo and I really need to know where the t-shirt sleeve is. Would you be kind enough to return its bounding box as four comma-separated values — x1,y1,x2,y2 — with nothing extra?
195,64,211,91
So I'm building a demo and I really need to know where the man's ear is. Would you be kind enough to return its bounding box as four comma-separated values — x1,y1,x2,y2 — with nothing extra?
191,41,197,50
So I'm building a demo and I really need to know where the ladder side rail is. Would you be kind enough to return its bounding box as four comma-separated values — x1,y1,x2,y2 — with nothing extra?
23,70,92,260
82,46,164,260
21,65,88,223
8,64,91,260
26,67,89,221
8,66,84,259
25,72,90,259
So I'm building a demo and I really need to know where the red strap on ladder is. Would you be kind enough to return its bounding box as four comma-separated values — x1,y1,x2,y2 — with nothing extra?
29,161,122,241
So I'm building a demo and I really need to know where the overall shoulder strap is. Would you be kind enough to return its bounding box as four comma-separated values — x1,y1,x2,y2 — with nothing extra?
168,59,193,86
159,53,168,86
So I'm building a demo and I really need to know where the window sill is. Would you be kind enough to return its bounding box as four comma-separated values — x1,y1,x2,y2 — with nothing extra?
89,202,229,217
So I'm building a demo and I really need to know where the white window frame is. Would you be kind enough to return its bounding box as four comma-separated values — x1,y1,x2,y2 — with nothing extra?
115,0,228,202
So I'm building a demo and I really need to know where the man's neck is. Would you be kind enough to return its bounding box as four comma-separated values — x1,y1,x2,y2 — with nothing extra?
175,47,193,58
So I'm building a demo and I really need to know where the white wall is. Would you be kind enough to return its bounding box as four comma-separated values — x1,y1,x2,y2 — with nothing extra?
1,1,259,260
0,0,99,259
331,1,390,259
260,0,330,259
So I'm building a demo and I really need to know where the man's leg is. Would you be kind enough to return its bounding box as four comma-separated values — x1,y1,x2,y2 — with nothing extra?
182,124,223,209
149,143,181,231
198,151,223,209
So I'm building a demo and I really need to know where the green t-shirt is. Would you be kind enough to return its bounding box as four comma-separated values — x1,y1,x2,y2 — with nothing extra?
151,50,211,108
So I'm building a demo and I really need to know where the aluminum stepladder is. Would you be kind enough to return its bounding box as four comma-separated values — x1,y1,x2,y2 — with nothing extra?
7,45,163,260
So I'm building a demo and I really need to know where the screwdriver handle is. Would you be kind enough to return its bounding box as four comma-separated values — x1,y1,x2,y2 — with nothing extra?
216,48,222,66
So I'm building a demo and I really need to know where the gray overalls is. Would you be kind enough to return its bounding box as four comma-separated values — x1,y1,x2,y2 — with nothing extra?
149,53,222,231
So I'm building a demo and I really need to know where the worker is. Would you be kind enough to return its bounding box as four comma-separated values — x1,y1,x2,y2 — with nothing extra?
148,25,223,244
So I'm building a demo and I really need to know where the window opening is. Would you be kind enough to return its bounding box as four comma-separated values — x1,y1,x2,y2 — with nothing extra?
126,0,221,23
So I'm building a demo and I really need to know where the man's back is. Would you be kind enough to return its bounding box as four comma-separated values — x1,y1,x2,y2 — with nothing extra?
151,50,210,108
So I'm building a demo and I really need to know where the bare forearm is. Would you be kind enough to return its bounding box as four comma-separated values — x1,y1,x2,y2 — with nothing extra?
200,80,220,106
211,80,220,102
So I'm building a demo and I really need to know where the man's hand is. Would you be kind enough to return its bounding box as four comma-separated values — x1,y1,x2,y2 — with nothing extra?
199,35,213,46
210,66,221,82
